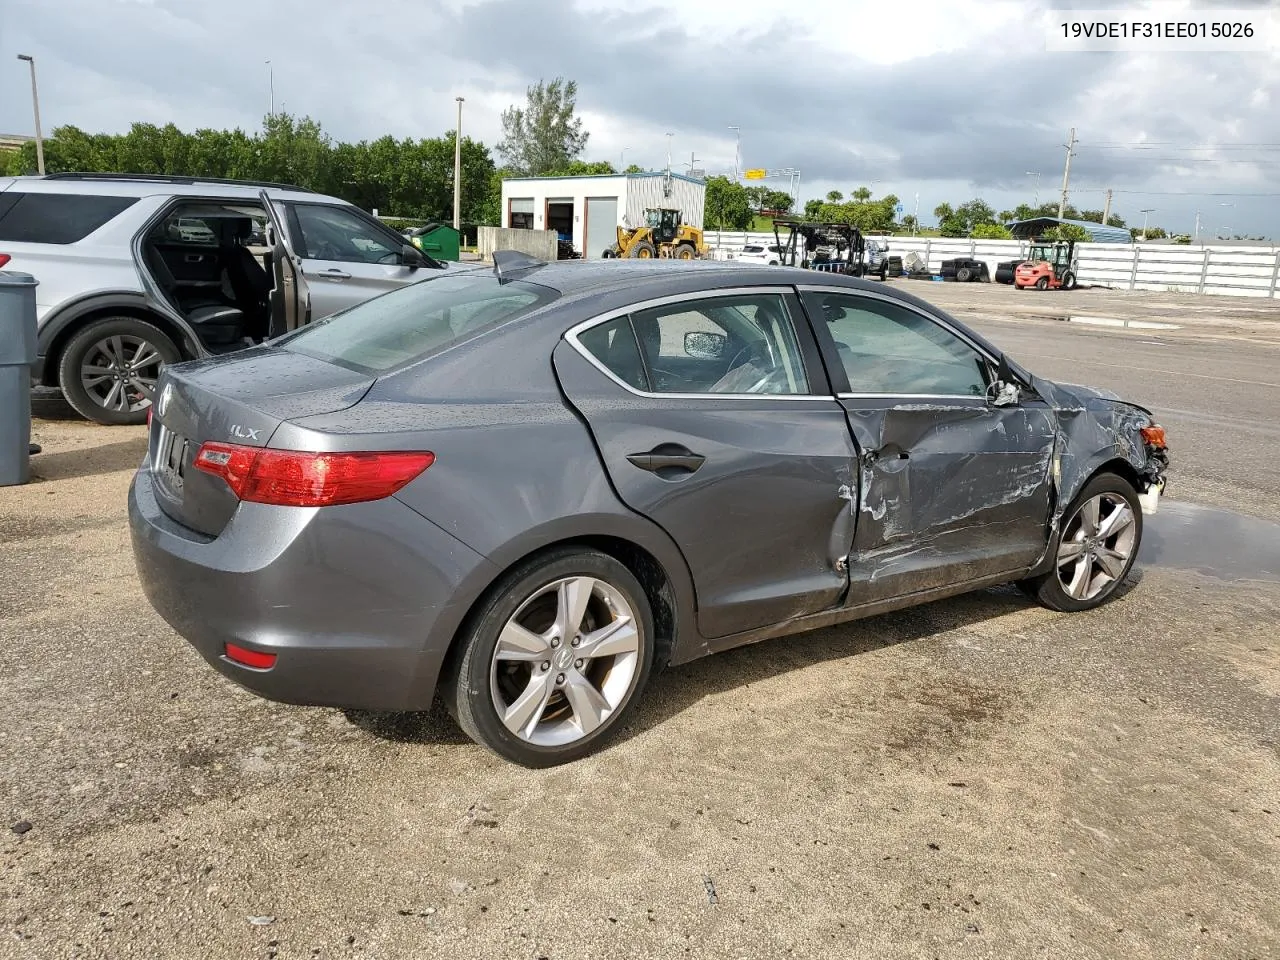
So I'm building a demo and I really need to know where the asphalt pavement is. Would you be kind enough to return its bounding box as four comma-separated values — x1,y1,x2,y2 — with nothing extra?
2,283,1278,960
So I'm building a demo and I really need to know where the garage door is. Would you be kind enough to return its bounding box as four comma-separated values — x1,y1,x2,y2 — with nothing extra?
584,197,619,260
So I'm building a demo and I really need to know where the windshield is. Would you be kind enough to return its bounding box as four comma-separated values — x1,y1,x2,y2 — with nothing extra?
280,273,556,375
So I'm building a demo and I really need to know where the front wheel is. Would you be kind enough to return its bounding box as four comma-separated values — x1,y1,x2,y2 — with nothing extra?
1018,472,1143,612
956,267,972,282
1060,271,1077,290
1035,276,1050,291
673,243,697,260
446,549,655,767
58,317,181,425
628,241,657,259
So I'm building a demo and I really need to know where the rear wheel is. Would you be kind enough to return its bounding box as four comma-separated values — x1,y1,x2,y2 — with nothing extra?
58,317,181,426
1018,473,1143,612
446,548,655,767
956,267,972,282
1035,276,1050,291
674,243,697,260
1060,271,1077,290
628,241,657,259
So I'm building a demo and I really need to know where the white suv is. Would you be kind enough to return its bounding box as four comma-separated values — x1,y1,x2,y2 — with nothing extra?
0,173,446,424
735,243,784,266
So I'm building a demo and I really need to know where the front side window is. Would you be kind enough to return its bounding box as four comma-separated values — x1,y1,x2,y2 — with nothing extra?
815,293,990,397
281,273,555,374
0,193,138,244
290,202,401,264
578,293,810,396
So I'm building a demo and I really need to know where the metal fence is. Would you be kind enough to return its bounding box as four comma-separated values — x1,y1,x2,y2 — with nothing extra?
702,232,1280,299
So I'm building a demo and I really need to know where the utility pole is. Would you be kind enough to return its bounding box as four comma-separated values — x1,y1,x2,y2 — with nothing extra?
265,60,274,117
665,133,672,173
685,151,699,174
620,146,630,170
728,125,740,181
1025,171,1040,209
1194,210,1201,243
16,55,44,175
1058,127,1076,219
1139,208,1154,240
1102,188,1113,226
453,97,464,231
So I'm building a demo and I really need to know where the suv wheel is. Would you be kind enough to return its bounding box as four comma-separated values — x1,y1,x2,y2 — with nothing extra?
58,317,180,426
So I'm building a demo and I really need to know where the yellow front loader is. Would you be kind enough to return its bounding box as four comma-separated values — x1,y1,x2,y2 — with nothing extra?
604,208,708,260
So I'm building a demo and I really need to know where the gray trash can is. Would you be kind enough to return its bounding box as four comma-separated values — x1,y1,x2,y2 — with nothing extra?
0,272,39,487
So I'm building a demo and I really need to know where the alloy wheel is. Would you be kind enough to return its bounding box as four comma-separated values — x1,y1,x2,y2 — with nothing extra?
489,576,641,747
80,334,164,413
1055,493,1138,601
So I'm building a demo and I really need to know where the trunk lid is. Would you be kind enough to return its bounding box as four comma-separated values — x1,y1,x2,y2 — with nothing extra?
148,347,374,536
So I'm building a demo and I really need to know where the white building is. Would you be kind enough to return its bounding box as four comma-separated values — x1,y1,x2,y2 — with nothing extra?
501,172,707,259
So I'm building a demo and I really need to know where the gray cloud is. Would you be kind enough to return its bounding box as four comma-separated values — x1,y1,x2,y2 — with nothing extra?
4,0,1277,234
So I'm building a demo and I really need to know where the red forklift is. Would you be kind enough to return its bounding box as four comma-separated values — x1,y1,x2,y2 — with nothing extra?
1014,238,1078,290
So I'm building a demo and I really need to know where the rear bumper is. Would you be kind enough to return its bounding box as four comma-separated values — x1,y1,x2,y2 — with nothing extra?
128,467,497,711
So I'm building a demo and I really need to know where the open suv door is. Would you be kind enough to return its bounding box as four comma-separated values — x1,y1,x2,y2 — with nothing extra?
261,190,310,338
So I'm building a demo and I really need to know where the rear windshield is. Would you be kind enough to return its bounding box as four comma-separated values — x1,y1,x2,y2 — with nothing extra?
280,272,556,375
0,192,139,244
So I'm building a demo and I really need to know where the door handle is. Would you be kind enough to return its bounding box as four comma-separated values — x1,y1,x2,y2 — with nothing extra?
316,269,351,281
863,446,909,465
627,445,706,474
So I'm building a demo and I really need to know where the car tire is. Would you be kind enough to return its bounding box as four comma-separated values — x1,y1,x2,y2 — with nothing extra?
627,241,657,259
1018,472,1143,613
446,547,656,767
1061,271,1077,290
1035,276,1050,291
58,317,181,426
673,243,697,260
956,267,972,282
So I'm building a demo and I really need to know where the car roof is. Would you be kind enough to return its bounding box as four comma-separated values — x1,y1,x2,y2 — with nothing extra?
513,259,876,298
0,173,334,203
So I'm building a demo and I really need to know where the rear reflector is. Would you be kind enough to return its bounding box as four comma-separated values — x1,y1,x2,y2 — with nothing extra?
224,643,277,670
0,255,10,269
194,442,434,507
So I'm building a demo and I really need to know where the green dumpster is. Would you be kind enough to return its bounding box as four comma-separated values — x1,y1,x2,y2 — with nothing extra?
409,223,460,262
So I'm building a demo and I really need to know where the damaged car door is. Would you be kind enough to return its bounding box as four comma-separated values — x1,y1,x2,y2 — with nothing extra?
801,289,1057,604
556,289,857,640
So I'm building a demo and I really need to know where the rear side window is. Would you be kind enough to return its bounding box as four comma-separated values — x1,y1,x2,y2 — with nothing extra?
281,273,556,374
0,193,138,244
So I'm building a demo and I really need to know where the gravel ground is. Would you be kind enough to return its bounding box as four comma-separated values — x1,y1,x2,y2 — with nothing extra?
2,284,1278,960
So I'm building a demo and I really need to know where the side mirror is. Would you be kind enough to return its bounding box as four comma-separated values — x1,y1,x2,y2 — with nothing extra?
401,243,425,270
989,354,1021,406
685,330,728,360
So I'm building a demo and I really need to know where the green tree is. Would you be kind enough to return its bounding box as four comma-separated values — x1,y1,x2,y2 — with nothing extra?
763,189,794,214
705,175,753,230
623,163,645,173
1081,209,1126,228
900,214,918,233
1130,226,1167,240
744,185,769,213
1044,224,1090,242
972,223,1013,239
496,77,589,176
825,190,843,203
850,186,872,202
934,198,998,237
546,159,615,176
803,198,824,219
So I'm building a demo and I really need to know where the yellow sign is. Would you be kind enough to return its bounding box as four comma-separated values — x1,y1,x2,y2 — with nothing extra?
743,169,767,180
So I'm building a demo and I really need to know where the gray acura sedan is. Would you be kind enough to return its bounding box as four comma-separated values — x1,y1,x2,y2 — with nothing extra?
129,254,1170,767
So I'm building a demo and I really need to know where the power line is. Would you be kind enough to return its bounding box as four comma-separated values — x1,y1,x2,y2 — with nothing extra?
1070,188,1280,197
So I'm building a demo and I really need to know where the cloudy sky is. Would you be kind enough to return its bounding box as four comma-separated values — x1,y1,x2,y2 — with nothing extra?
4,0,1279,236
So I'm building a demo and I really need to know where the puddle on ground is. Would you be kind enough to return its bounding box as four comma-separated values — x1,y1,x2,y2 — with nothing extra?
1141,501,1280,583
1049,315,1182,330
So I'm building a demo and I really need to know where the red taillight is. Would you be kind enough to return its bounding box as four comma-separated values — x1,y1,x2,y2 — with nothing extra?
193,442,434,507
0,254,11,269
224,642,277,670
146,406,153,426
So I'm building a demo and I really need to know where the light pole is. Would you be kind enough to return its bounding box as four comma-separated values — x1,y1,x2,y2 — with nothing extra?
912,192,920,236
453,97,464,231
265,60,274,117
1194,210,1201,243
1025,171,1040,208
620,146,631,171
16,55,44,175
665,133,672,173
1139,208,1154,240
1219,202,1234,240
728,125,740,181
